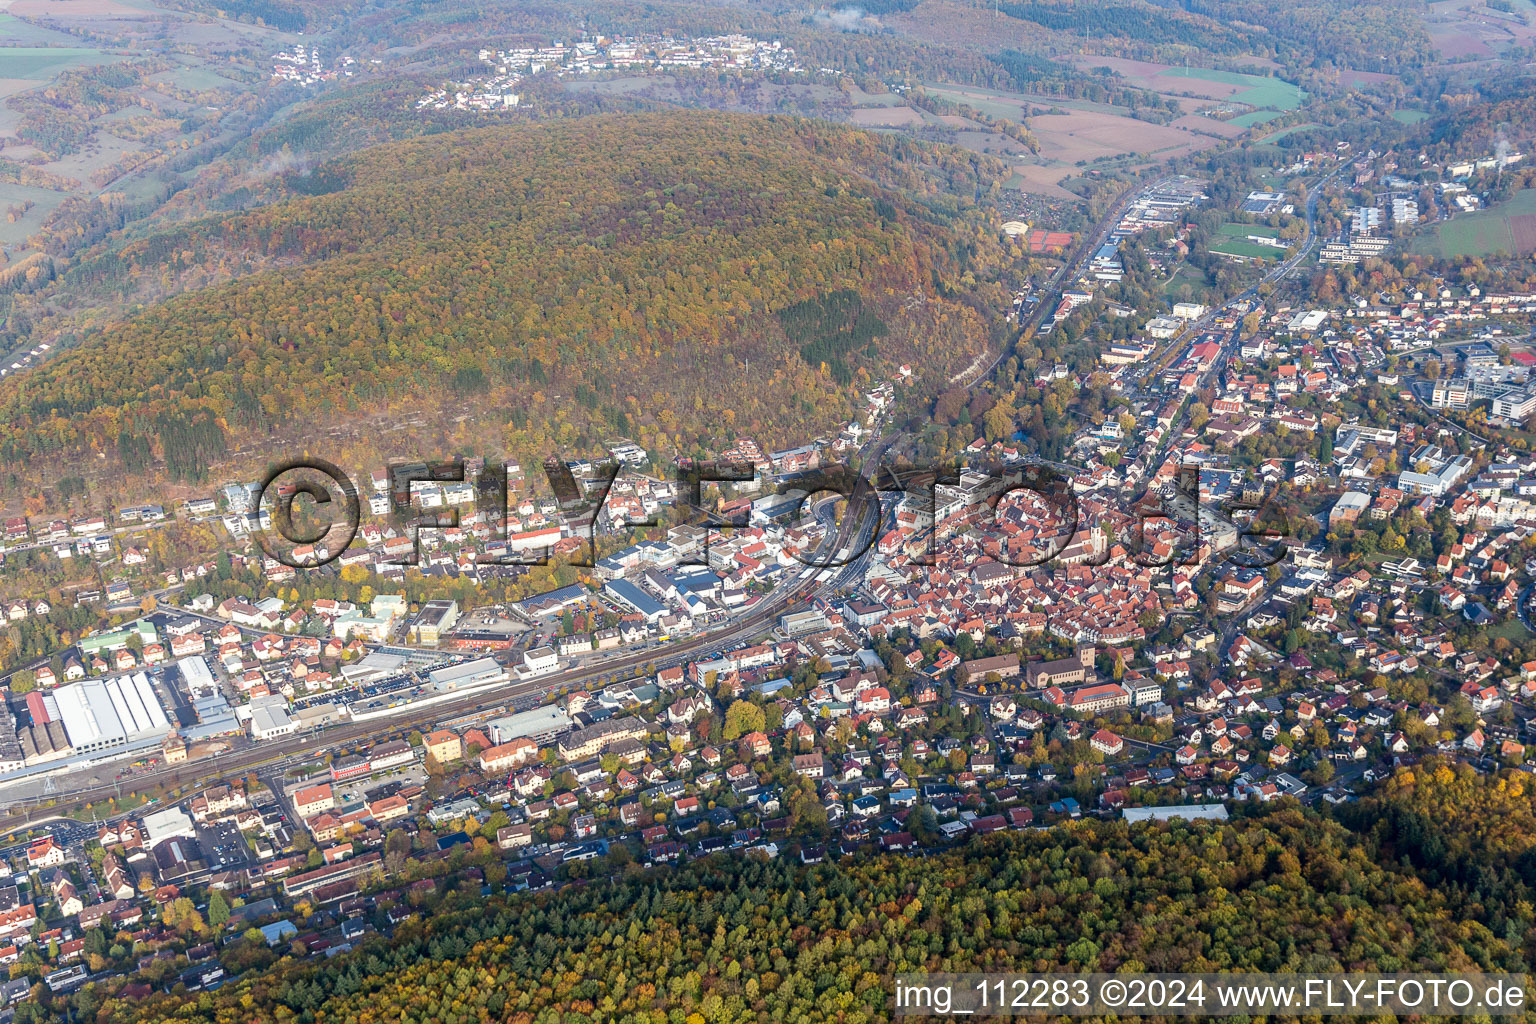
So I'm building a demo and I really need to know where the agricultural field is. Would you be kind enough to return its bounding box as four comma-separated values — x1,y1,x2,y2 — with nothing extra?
1172,114,1245,138
912,82,1232,198
1069,56,1304,127
922,84,1032,120
848,106,927,128
1167,67,1304,111
1253,123,1319,147
1027,108,1215,164
0,13,81,45
0,2,282,266
843,85,907,108
151,65,246,91
1424,0,1536,59
0,47,102,80
0,182,67,245
1229,109,1285,128
1413,188,1536,258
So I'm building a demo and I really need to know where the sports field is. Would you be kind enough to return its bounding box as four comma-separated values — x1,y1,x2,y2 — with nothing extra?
1210,239,1282,260
1414,189,1536,257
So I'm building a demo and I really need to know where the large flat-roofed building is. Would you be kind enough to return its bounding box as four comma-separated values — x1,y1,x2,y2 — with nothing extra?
427,657,505,691
1128,679,1163,707
408,600,459,645
249,699,295,740
141,806,197,847
1123,803,1228,824
1398,454,1473,497
1328,491,1371,527
179,655,218,694
604,579,666,623
514,584,590,620
487,705,574,745
78,621,158,656
781,609,831,636
1431,379,1471,409
52,673,169,756
340,650,411,686
1492,387,1536,426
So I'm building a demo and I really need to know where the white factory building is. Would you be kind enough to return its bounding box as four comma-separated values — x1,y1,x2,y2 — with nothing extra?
52,673,170,755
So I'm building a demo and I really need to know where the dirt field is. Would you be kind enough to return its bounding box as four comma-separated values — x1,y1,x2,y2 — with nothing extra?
1511,214,1536,253
1027,108,1212,163
1338,69,1400,88
923,80,1236,167
1168,96,1215,114
1425,0,1536,59
848,105,925,128
1430,28,1495,57
1072,56,1181,90
1006,164,1079,200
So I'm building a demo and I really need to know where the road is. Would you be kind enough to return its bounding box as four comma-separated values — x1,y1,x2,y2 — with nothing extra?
1405,379,1496,445
0,176,1224,833
0,422,901,834
0,567,816,829
1146,158,1353,463
1018,176,1176,342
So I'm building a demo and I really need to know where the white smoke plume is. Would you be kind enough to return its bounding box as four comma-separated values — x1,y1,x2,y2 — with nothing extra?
812,6,876,31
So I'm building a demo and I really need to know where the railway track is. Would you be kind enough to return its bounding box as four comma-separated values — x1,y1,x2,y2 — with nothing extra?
0,433,897,834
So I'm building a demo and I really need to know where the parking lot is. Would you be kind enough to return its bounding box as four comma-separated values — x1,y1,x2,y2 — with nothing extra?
331,764,427,811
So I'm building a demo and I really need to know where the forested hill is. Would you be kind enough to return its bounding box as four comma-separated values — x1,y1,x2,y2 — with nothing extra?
0,112,1007,486
75,770,1536,1024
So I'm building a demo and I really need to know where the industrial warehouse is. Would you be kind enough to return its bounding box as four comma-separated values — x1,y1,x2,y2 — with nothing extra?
11,673,171,768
